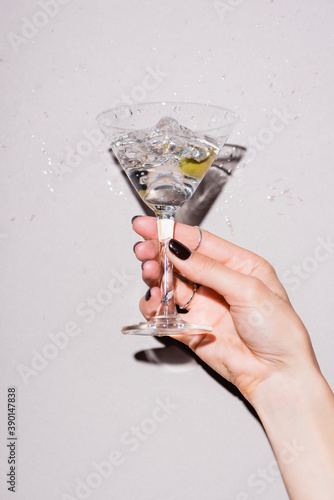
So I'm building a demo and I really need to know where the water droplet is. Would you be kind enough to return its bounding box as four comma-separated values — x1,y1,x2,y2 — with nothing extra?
225,216,234,235
237,161,247,169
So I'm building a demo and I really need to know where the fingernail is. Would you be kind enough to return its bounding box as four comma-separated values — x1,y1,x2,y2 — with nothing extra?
169,239,191,260
133,241,141,253
176,304,189,314
141,258,150,270
131,215,143,224
145,288,151,301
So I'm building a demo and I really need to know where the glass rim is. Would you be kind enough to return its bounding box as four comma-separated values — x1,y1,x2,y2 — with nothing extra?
96,101,239,134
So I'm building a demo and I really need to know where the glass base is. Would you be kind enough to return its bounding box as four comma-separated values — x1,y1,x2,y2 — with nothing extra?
121,315,213,337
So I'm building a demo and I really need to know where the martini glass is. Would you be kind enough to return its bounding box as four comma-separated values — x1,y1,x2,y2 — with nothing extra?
97,102,238,336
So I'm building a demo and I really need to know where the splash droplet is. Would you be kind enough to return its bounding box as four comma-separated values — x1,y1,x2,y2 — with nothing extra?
225,216,234,235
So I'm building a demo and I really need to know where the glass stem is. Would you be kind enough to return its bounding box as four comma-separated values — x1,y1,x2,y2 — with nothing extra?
156,213,176,317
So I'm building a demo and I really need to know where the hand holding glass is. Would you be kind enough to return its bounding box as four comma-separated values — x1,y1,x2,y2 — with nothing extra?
97,102,238,336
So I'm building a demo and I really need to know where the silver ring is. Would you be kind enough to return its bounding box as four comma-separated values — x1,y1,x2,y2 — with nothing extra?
194,226,202,251
178,283,197,310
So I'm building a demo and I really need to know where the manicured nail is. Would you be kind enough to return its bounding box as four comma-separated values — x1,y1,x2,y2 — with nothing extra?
133,241,141,253
169,239,191,260
145,288,151,301
176,304,189,314
141,258,150,270
131,215,143,224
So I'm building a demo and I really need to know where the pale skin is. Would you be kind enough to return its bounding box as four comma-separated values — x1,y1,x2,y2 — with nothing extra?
132,215,334,500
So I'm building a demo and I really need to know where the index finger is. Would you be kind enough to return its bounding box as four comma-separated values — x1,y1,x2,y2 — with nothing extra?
132,216,263,272
132,216,288,300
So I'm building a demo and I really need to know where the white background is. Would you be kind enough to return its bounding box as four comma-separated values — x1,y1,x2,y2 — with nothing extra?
1,1,334,499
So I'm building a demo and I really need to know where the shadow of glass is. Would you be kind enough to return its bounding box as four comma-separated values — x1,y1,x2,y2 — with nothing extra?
135,341,198,373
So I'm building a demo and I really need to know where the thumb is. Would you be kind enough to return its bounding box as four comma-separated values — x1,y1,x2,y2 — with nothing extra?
167,239,269,307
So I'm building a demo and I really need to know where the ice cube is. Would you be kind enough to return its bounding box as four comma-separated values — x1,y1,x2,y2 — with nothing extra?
180,144,210,161
155,117,182,135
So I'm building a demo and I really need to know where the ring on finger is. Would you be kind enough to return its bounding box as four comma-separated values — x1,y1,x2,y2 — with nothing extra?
194,226,202,251
178,283,198,310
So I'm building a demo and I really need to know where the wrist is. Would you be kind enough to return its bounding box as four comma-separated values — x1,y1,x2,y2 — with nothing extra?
249,364,334,500
249,362,329,420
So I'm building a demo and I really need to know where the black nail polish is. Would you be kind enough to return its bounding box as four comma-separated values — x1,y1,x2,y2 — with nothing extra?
176,304,189,314
133,241,141,253
169,239,191,260
131,215,143,224
145,288,151,301
141,258,150,270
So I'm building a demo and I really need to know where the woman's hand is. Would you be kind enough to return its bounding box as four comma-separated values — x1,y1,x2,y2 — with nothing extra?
132,216,320,406
132,216,334,500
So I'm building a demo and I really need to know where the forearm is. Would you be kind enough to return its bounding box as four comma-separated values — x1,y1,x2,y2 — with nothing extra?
252,367,334,500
